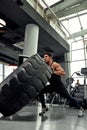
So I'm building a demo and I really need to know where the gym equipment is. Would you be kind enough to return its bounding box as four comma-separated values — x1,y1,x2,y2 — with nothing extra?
81,68,87,100
39,107,49,116
66,71,81,94
66,68,87,108
0,54,52,117
45,92,60,105
72,68,87,108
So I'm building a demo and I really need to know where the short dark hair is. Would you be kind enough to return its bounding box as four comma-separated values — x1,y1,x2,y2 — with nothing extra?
44,52,53,57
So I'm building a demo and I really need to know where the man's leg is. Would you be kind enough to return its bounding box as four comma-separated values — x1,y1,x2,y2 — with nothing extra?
54,78,84,117
39,89,46,108
38,85,54,115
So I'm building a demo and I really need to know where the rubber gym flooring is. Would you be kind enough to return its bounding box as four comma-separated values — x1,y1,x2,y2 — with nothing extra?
0,103,87,130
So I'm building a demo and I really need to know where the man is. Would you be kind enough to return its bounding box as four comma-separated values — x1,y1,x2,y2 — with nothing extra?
75,79,80,86
39,52,84,117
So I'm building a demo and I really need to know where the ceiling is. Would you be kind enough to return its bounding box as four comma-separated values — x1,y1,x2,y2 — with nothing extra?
0,0,70,64
45,0,87,40
46,0,87,18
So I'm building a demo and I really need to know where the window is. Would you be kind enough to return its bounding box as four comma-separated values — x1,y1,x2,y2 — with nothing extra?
38,0,62,8
0,76,3,83
71,61,85,75
71,40,84,50
0,64,2,75
72,49,85,61
71,61,85,86
4,65,17,78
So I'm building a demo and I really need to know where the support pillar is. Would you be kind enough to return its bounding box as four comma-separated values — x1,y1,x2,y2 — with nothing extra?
64,52,71,78
23,24,39,57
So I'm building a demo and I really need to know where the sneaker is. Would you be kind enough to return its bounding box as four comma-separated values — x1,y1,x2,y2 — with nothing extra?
42,107,49,113
0,113,3,118
78,109,84,117
39,107,49,116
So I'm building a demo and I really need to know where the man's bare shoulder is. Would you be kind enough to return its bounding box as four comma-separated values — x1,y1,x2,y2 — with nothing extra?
52,62,60,67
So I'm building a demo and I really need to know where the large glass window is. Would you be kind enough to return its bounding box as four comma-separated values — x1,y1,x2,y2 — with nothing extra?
0,76,3,83
38,0,62,8
0,63,17,83
68,18,81,34
71,40,84,50
80,14,87,30
70,61,85,86
61,12,87,88
0,64,3,83
72,49,85,61
71,61,85,75
0,64,2,75
4,65,17,78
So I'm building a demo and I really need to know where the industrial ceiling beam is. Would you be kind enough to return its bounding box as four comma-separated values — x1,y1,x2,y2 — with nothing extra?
60,12,87,22
56,1,87,18
68,29,87,39
46,0,86,16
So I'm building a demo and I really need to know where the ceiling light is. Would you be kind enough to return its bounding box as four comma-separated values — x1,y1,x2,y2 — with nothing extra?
0,19,6,27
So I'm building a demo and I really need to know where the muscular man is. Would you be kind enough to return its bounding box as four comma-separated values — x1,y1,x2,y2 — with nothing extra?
39,52,84,117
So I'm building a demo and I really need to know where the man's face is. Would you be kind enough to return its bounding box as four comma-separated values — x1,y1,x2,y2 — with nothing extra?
43,54,51,63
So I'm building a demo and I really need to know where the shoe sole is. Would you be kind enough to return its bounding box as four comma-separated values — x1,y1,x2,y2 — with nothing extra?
39,112,45,116
78,114,84,117
39,109,49,116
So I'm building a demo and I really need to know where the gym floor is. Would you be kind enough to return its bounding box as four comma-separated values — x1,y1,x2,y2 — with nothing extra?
0,103,87,130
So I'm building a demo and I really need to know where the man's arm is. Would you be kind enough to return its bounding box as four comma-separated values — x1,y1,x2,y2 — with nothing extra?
52,62,65,76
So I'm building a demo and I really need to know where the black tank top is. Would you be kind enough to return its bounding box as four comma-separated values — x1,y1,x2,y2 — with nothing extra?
50,61,61,79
